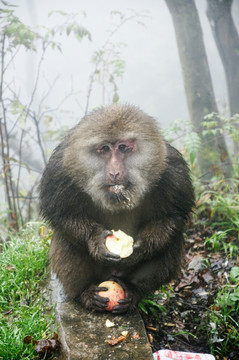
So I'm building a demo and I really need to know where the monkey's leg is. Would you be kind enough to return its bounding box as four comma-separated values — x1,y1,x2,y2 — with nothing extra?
50,235,99,301
120,246,183,312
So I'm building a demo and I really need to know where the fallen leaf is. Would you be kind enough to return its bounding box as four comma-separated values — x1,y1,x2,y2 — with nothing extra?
24,333,61,359
105,335,126,346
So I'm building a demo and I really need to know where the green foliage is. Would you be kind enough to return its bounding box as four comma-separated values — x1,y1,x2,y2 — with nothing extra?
196,177,239,258
230,266,239,283
138,286,171,320
164,112,239,178
208,268,239,357
203,112,239,145
205,231,238,258
163,115,239,357
1,2,38,51
162,118,201,168
48,10,91,44
0,223,55,360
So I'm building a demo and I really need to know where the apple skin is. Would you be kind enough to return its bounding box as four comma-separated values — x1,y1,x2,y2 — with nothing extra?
98,280,125,311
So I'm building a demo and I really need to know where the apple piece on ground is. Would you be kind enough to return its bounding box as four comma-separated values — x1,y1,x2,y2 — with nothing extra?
105,230,134,258
98,280,125,311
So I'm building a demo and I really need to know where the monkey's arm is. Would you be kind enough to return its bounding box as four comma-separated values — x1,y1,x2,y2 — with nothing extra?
122,215,185,265
40,168,120,264
52,216,121,264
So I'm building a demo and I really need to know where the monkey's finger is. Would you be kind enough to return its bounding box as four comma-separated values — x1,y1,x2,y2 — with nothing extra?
117,298,131,305
112,303,130,315
133,243,141,250
93,294,109,310
92,303,107,312
102,253,121,263
94,293,109,302
95,286,108,292
103,230,113,238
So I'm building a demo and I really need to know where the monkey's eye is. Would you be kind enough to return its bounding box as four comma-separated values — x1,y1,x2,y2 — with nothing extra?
102,145,110,152
97,144,111,154
118,144,129,153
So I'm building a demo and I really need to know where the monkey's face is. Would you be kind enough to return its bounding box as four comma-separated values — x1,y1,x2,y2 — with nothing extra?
62,105,167,212
89,138,141,210
69,136,164,212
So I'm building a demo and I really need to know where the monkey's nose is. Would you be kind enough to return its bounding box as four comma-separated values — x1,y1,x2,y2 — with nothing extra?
109,172,120,182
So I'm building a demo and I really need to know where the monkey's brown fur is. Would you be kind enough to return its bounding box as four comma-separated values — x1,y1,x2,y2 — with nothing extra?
40,104,194,314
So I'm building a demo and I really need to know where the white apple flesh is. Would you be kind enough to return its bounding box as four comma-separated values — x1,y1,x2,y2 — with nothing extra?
105,229,134,258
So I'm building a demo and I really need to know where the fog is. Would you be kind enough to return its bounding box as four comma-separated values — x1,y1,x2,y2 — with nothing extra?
1,0,239,224
12,0,239,128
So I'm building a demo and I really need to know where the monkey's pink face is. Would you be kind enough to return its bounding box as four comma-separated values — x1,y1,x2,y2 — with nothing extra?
96,139,135,187
83,138,149,211
95,139,138,209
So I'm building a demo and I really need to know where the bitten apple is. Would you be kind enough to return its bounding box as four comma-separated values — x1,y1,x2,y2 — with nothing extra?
98,280,125,311
105,230,134,258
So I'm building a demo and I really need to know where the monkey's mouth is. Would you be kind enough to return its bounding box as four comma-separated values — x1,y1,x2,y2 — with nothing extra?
105,183,134,208
108,184,126,194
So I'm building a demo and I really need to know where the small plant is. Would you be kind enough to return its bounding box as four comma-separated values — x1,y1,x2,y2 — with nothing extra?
138,286,172,320
205,230,228,252
0,222,55,359
195,176,239,258
204,230,238,258
162,118,201,169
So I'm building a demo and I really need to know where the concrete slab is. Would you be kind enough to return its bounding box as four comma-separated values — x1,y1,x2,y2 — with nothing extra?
50,275,153,360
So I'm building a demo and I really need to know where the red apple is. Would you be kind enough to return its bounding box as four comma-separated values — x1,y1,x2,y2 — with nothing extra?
98,280,125,311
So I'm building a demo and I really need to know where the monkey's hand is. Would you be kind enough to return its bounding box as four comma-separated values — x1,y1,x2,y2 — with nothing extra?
117,242,143,266
93,279,132,314
111,281,133,315
89,230,121,264
92,283,132,314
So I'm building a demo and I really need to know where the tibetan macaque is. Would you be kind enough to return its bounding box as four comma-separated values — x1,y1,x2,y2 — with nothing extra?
40,104,194,314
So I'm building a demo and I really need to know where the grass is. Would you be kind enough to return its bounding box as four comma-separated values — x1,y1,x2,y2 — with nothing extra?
194,177,239,357
208,267,239,357
0,222,55,360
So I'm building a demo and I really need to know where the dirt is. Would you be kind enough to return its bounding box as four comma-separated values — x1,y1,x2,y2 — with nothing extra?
142,223,238,359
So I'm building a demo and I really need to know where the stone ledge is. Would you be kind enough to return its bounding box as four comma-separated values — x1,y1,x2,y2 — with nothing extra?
50,276,153,360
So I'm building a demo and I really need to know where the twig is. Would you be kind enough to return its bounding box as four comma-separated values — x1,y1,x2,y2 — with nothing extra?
0,34,19,229
15,47,46,214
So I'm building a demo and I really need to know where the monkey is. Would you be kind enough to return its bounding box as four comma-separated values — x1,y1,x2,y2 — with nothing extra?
39,104,194,315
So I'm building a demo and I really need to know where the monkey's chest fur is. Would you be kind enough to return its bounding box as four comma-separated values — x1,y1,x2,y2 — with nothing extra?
97,206,143,237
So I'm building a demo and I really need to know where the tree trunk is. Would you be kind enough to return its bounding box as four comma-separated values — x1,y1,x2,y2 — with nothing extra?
165,0,232,178
206,0,239,152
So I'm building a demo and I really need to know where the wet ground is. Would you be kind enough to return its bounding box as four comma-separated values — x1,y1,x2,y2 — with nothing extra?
142,224,238,359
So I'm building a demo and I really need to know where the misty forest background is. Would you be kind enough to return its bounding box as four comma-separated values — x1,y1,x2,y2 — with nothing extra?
0,0,239,230
0,0,239,359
